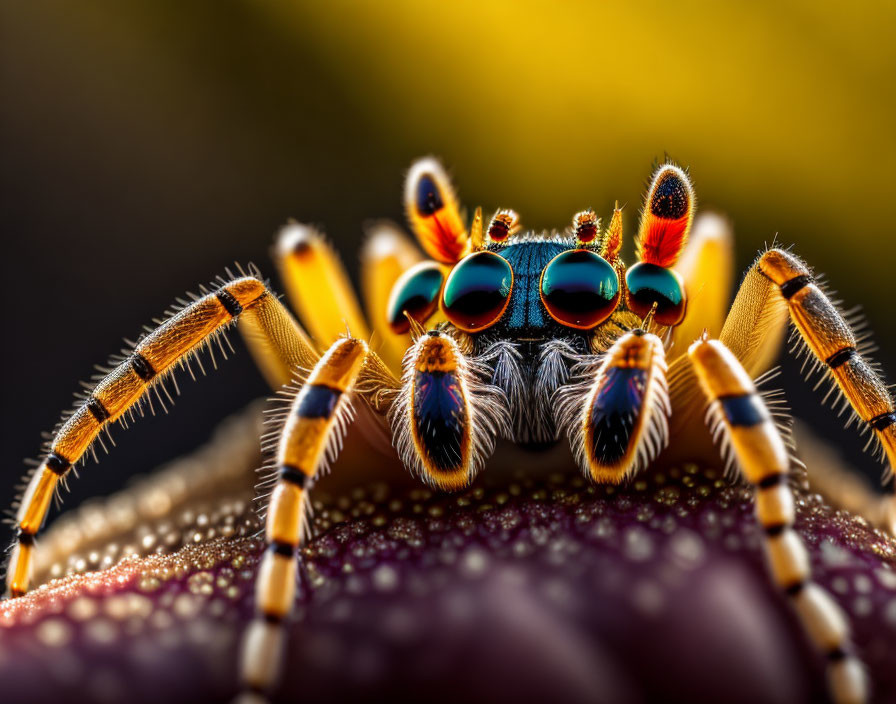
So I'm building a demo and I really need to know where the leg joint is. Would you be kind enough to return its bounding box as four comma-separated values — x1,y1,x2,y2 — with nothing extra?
869,411,896,431
758,471,789,489
45,452,72,475
763,522,789,537
825,346,856,369
779,274,812,299
784,579,807,597
268,541,295,558
296,384,342,419
278,464,309,488
215,288,244,318
826,645,850,662
86,396,111,424
757,248,812,295
129,353,156,382
718,393,768,427
15,527,35,544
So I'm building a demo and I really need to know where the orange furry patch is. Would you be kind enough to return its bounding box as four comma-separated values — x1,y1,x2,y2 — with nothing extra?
413,210,467,262
637,212,691,267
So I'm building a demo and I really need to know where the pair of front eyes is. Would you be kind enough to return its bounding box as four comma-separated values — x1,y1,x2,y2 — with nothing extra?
388,250,686,335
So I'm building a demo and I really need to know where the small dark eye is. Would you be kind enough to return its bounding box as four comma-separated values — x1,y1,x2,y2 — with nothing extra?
415,174,444,216
540,250,620,329
442,251,513,332
625,262,687,326
387,262,445,334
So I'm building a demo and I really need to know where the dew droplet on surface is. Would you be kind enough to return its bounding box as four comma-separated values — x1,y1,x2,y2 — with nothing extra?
460,547,490,578
371,564,399,593
35,618,73,648
623,527,654,562
668,529,706,570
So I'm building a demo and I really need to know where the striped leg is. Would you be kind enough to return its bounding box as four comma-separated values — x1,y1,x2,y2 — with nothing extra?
689,337,868,704
6,276,316,598
238,337,369,700
757,248,896,533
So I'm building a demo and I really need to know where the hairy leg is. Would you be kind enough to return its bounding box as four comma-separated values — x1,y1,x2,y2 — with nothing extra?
6,276,314,597
238,337,371,700
674,247,895,532
757,249,893,531
555,330,670,483
389,328,508,491
690,336,867,704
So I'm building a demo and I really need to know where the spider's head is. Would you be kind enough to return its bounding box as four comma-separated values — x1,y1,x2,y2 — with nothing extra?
388,157,693,356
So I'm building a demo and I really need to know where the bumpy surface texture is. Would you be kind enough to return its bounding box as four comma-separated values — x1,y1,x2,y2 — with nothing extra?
2,447,895,704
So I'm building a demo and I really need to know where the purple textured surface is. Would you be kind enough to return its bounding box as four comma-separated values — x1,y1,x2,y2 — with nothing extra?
1,466,895,704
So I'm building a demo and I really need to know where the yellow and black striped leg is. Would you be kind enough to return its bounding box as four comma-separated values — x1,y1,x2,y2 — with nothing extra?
690,337,868,704
757,248,896,533
238,337,370,701
6,276,316,598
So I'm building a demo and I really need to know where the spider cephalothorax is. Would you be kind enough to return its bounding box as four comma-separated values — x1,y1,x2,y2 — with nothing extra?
5,157,895,704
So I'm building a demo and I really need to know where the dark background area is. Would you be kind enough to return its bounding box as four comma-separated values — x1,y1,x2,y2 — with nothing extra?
1,1,894,517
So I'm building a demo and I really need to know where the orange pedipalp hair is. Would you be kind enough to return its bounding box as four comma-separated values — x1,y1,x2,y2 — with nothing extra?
638,212,691,267
405,157,469,264
425,210,468,261
636,164,695,268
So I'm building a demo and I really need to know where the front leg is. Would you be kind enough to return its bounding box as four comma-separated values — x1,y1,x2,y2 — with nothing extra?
240,328,507,700
689,336,867,704
239,337,375,700
6,276,316,598
722,247,896,532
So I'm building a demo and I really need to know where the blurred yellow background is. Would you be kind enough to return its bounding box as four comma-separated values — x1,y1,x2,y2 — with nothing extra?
2,1,894,506
275,0,896,267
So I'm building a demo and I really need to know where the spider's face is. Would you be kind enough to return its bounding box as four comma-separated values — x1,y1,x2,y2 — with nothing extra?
441,235,625,358
388,157,691,360
385,157,694,446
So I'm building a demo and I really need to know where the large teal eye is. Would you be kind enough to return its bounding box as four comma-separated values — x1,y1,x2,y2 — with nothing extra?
442,251,513,332
540,250,620,329
387,262,445,334
625,262,687,326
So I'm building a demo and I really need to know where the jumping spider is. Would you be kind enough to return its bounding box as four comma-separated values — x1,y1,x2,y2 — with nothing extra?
6,158,895,704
